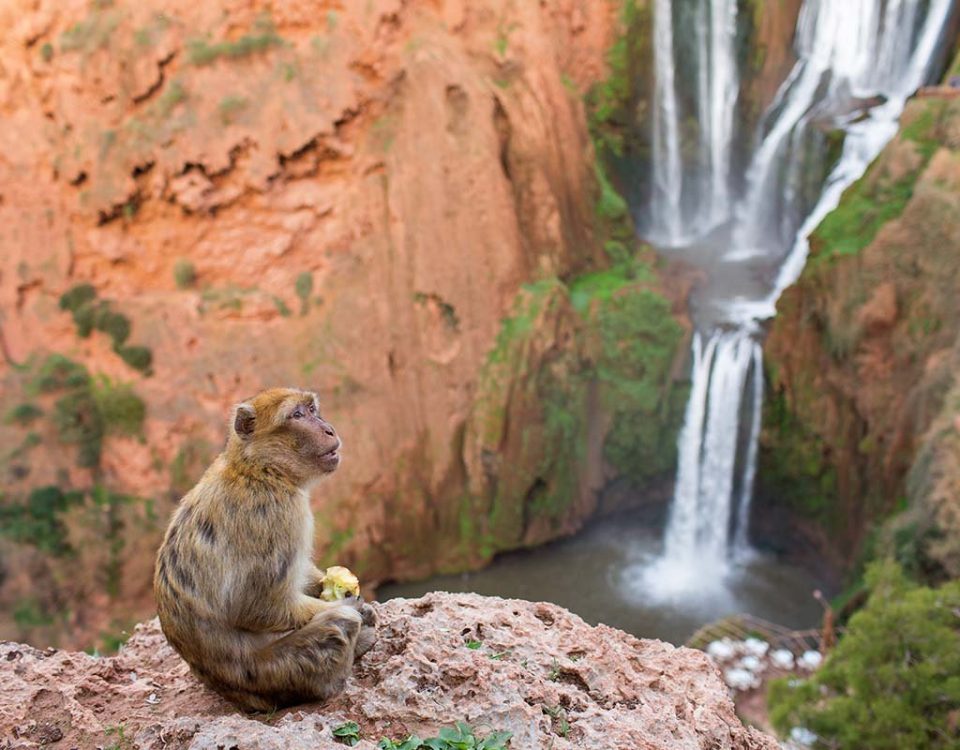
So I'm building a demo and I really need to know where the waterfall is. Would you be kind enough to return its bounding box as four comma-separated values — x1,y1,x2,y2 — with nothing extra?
648,0,740,244
644,0,954,592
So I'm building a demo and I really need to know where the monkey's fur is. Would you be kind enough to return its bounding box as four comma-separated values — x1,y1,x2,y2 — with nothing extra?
154,388,376,711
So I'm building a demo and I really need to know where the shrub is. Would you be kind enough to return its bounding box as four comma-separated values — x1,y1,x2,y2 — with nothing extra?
52,389,105,468
173,259,196,289
295,271,313,315
92,377,146,436
59,283,97,313
0,485,84,555
5,402,43,426
768,560,960,749
115,345,153,374
29,354,90,394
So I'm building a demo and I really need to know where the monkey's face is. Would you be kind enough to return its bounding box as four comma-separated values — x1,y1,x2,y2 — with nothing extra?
232,388,342,483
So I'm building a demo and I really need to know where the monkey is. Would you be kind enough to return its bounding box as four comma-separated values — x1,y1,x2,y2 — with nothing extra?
153,387,377,712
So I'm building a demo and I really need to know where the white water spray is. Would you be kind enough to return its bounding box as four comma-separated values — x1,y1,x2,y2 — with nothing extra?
648,0,740,244
642,0,954,595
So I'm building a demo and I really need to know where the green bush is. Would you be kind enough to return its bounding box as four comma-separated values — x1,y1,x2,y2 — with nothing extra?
768,560,960,749
0,485,84,555
5,402,43,426
115,345,153,374
295,271,314,315
29,354,90,394
92,377,146,436
59,283,97,313
53,389,105,468
173,259,196,289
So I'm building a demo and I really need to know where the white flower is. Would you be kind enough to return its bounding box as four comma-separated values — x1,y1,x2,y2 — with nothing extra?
707,639,738,662
743,637,770,657
798,650,823,671
723,667,760,691
739,655,763,673
771,649,795,670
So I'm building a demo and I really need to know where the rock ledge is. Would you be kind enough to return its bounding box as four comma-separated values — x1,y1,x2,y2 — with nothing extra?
1,593,776,749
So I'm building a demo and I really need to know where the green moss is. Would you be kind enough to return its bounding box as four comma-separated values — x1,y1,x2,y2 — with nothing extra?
759,386,839,525
811,100,947,262
186,15,285,66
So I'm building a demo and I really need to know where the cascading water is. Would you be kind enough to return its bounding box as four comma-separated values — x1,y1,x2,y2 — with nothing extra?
637,0,955,598
648,0,740,245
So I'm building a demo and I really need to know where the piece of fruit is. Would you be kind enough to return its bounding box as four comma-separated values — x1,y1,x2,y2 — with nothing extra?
320,565,360,601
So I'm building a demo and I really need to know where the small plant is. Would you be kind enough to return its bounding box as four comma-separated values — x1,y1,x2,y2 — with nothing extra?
547,658,561,681
40,42,54,62
295,271,314,316
272,296,292,317
332,721,361,746
186,15,284,66
377,722,512,750
465,639,482,649
173,258,197,289
542,705,569,738
104,722,132,750
155,80,187,117
219,95,249,125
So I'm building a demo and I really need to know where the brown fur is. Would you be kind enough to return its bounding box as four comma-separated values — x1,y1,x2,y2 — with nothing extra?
154,388,377,712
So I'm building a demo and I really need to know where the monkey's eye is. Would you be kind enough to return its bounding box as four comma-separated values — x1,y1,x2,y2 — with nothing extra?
308,402,317,415
291,408,305,420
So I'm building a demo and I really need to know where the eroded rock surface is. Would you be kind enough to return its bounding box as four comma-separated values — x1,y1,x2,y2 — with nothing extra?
0,593,775,750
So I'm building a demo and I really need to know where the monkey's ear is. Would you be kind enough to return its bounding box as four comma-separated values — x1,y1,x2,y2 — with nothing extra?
233,403,256,439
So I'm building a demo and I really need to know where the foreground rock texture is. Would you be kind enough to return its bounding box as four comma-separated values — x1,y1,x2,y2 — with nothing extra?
0,0,697,648
0,593,776,750
760,84,960,577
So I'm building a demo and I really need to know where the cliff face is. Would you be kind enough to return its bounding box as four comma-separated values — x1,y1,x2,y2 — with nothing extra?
760,86,960,578
0,0,697,649
0,592,777,750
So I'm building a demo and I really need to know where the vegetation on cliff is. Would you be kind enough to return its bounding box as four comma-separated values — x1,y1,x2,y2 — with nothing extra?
769,560,960,750
759,93,960,580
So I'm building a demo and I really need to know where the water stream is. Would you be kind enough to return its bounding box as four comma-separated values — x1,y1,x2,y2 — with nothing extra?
644,0,955,599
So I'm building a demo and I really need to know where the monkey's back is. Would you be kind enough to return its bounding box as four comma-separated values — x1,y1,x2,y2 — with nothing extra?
154,461,310,684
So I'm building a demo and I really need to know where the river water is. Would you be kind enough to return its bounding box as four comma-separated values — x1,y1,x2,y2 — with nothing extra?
379,513,826,645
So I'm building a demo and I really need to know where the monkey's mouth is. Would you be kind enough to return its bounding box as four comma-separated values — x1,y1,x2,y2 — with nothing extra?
318,441,341,463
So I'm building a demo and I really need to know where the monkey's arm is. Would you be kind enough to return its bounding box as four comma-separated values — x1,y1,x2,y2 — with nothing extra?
303,565,326,599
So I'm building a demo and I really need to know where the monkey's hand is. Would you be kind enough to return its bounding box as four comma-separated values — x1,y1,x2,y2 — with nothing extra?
303,566,326,599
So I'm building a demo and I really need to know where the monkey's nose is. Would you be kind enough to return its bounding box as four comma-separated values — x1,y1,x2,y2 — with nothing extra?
320,421,336,437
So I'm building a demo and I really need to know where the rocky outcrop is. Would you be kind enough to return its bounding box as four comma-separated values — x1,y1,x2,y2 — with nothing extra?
0,0,697,649
760,86,960,577
0,593,776,750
